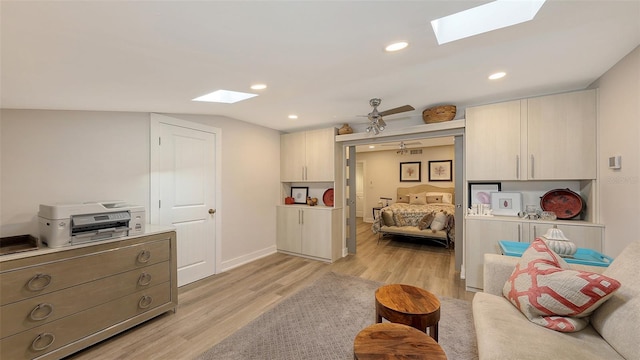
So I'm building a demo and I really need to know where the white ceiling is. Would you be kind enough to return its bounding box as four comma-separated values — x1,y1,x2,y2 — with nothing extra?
1,1,639,133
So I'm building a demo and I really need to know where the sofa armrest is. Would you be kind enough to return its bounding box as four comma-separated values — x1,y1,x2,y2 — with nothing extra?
483,253,607,296
483,254,519,295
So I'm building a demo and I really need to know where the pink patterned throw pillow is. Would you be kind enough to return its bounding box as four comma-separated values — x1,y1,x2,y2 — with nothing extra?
503,239,621,332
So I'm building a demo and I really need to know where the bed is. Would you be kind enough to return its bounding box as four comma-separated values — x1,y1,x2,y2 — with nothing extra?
372,184,455,248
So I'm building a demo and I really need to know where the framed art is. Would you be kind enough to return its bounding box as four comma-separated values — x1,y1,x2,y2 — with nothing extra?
428,160,452,181
490,192,522,216
469,182,501,208
399,162,421,182
291,187,309,204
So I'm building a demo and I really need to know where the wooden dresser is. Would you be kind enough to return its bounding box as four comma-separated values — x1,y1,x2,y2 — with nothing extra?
0,228,177,359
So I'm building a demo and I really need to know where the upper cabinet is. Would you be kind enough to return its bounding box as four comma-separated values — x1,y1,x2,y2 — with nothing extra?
466,89,597,181
281,127,336,182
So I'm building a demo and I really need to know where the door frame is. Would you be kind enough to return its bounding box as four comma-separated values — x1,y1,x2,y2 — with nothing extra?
149,113,223,274
355,160,367,219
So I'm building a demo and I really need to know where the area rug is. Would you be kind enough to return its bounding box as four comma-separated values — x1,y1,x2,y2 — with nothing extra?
195,272,478,360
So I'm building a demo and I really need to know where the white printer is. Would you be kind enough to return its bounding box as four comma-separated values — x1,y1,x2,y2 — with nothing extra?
38,201,145,248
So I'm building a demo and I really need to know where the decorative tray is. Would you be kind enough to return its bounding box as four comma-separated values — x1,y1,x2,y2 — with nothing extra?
323,188,334,207
498,240,613,267
540,188,583,219
0,235,39,256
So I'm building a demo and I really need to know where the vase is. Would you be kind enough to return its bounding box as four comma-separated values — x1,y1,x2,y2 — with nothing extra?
338,124,353,135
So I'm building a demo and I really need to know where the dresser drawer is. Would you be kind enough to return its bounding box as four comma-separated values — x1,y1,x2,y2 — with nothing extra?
0,239,170,306
0,261,170,339
0,282,171,360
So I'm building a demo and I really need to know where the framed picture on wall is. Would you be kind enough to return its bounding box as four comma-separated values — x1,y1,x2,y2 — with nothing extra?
428,160,452,181
399,162,421,182
468,182,501,208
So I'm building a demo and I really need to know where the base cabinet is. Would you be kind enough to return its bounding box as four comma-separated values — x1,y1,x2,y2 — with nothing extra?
276,206,341,262
465,217,603,291
0,230,177,360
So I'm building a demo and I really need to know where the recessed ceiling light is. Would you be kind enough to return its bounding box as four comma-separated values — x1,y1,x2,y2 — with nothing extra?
250,84,267,90
369,145,376,149
192,90,257,103
288,115,298,119
385,41,408,52
431,0,546,45
489,71,507,80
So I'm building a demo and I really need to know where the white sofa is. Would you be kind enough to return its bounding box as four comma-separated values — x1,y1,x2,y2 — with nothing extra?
472,240,640,360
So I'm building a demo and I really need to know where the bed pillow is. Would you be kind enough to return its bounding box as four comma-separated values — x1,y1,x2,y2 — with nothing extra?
426,192,453,204
426,195,442,204
430,211,447,231
409,192,427,205
417,212,435,230
502,239,621,332
381,210,395,226
397,195,409,203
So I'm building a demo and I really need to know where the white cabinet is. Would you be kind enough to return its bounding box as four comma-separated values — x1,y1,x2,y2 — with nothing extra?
281,128,336,182
466,89,597,181
276,205,341,261
527,90,597,180
465,216,604,291
466,100,523,180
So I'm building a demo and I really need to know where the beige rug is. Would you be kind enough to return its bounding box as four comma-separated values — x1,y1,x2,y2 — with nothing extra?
196,272,478,359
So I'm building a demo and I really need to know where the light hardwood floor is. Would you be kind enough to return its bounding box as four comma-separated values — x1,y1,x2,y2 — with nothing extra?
67,219,474,359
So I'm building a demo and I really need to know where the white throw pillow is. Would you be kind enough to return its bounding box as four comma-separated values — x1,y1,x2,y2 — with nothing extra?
430,211,447,231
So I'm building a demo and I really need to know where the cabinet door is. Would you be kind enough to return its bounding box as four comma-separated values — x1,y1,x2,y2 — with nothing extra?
280,132,306,181
276,207,302,253
465,219,522,290
301,208,332,259
528,223,603,251
305,128,335,182
527,89,597,180
466,100,523,180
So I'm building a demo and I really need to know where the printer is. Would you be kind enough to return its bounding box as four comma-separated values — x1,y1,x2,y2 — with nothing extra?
38,201,145,248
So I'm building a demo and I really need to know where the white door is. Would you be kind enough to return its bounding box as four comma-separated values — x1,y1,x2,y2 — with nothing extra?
150,114,220,287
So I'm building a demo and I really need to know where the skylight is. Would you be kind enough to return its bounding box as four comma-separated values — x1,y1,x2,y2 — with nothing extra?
431,0,546,45
192,90,258,104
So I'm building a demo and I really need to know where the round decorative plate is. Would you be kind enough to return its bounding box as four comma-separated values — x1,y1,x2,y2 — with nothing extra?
540,189,583,219
323,188,334,207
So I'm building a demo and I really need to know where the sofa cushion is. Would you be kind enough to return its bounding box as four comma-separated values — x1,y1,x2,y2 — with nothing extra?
591,240,640,359
417,212,435,230
430,211,447,231
473,292,625,360
503,239,621,332
381,210,395,227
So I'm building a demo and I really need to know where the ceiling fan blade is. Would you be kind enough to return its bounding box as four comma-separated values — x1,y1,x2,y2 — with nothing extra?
379,105,415,117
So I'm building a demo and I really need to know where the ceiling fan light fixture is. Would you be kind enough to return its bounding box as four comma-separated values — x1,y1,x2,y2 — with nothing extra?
489,71,506,80
250,83,267,90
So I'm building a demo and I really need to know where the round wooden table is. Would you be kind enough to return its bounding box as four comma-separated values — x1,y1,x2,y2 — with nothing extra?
353,323,447,360
375,284,441,341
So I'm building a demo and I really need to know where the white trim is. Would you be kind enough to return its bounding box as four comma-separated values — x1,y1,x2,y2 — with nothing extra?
220,246,277,272
149,113,224,274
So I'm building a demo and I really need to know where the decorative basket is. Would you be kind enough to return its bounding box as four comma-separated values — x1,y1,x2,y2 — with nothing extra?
422,105,456,124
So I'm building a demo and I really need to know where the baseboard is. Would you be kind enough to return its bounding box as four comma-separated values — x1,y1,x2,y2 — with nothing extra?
343,247,348,257
220,245,277,272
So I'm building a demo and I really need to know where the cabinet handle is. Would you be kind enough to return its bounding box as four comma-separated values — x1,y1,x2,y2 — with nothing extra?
304,166,308,180
138,295,153,309
516,155,520,179
31,332,55,351
137,250,151,264
27,273,52,291
29,303,54,321
518,224,521,242
530,154,535,179
301,210,304,225
533,225,537,239
138,272,152,286
302,166,305,180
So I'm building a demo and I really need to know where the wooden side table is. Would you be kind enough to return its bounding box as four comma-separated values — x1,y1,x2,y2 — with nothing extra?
354,323,447,360
375,284,441,341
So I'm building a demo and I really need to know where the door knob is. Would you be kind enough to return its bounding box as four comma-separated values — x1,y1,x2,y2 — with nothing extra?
208,209,216,215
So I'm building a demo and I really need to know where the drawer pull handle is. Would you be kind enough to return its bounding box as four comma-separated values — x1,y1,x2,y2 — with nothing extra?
138,295,153,309
138,273,152,286
27,274,52,291
29,303,54,321
137,250,151,263
31,332,55,351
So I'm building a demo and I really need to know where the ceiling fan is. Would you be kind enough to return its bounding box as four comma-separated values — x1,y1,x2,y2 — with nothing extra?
364,98,415,135
381,141,422,154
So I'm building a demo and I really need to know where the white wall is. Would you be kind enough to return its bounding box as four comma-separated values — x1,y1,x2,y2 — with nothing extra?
356,145,454,222
589,46,640,257
0,109,281,270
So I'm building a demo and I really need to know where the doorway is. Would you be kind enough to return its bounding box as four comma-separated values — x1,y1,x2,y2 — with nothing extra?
150,114,222,287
